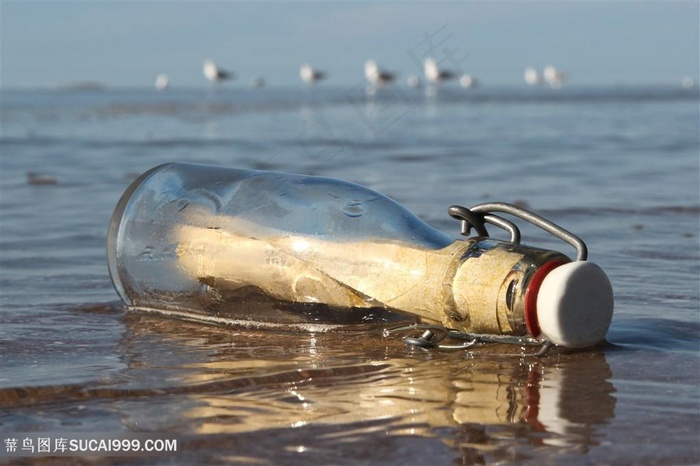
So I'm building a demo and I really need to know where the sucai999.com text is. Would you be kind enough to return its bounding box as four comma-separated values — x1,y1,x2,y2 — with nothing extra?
2,434,178,457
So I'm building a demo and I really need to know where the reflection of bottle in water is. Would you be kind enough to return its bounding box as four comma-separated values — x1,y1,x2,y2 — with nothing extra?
448,354,616,455
108,163,613,347
122,313,616,452
534,362,616,449
181,357,616,451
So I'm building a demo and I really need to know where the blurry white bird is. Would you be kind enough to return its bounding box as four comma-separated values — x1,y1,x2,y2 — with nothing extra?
203,59,233,83
543,65,567,88
407,75,422,88
251,76,265,88
300,64,326,84
459,74,478,89
155,73,170,91
424,58,457,84
524,67,541,86
364,60,396,86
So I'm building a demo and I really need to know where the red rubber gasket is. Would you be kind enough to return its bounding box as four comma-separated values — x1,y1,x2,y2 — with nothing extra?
524,260,567,338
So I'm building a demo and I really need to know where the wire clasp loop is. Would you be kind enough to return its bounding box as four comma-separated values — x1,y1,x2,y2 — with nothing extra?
448,202,588,261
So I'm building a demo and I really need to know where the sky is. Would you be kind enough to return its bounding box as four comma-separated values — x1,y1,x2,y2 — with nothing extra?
2,2,699,89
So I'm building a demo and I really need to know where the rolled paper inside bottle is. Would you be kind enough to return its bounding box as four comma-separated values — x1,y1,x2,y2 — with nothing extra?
169,215,571,337
171,219,466,319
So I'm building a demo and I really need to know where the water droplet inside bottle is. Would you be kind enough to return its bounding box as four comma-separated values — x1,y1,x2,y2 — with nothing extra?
343,201,365,218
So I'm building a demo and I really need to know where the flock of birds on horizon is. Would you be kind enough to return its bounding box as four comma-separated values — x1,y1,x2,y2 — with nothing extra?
153,58,574,92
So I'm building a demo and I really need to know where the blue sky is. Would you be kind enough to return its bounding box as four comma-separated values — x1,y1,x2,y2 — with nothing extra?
2,2,698,88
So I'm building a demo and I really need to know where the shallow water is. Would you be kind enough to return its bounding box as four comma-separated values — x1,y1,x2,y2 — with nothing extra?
1,85,699,464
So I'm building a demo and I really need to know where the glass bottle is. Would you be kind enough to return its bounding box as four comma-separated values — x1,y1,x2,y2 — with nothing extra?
107,163,613,347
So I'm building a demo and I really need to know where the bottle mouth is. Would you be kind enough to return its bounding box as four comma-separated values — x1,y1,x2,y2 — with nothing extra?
523,260,568,338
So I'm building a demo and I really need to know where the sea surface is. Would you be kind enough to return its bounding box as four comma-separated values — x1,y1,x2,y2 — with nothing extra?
1,84,699,465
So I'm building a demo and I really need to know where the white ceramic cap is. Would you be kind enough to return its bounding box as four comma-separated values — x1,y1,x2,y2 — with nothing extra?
536,261,614,348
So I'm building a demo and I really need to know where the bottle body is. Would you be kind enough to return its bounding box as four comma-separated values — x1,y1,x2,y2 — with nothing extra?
108,163,570,335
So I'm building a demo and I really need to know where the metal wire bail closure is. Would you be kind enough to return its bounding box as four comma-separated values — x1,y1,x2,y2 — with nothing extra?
449,202,588,261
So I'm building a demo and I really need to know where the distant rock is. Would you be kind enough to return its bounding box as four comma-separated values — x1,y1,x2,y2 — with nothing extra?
27,172,58,185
